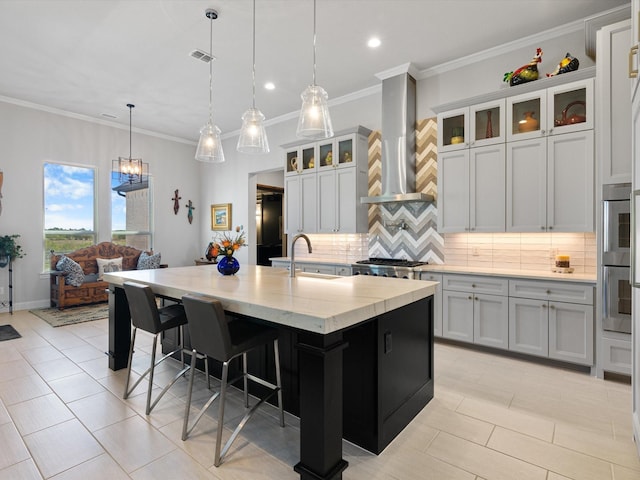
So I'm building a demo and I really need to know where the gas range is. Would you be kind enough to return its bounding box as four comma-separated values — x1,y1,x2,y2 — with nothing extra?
352,258,428,280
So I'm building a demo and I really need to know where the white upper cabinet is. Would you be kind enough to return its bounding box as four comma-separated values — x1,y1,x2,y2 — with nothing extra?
506,78,593,142
438,99,505,153
597,19,632,184
283,126,370,235
436,71,595,234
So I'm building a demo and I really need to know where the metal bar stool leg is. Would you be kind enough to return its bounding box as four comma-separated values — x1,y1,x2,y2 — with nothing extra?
243,352,249,408
146,333,160,415
274,338,285,427
123,327,138,399
214,360,230,467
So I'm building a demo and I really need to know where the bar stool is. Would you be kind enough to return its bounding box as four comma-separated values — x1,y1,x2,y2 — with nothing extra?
181,293,284,467
122,281,190,415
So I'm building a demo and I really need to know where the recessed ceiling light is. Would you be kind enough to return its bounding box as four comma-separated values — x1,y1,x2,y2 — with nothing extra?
367,37,381,48
264,82,275,90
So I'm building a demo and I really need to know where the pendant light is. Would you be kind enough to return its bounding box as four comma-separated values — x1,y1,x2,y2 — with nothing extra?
237,0,269,154
296,0,333,139
113,104,148,185
195,8,225,163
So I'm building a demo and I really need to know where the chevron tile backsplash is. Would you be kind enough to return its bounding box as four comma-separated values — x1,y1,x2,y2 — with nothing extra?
368,118,445,263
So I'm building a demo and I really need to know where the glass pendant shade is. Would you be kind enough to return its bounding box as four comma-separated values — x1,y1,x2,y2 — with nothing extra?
296,84,333,139
237,108,270,153
195,122,225,163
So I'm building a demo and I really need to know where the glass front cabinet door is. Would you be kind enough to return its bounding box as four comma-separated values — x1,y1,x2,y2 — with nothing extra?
507,90,547,142
438,100,504,152
546,78,594,135
507,78,593,142
469,99,505,147
317,134,356,170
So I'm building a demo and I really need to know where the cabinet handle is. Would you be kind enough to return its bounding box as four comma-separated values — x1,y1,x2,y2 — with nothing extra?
540,226,545,230
468,296,472,300
540,129,545,135
542,304,547,308
546,290,551,294
471,284,476,288
549,305,555,310
548,226,553,230
629,45,638,79
474,296,479,301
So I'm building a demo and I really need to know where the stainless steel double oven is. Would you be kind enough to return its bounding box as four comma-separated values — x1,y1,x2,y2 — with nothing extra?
602,184,632,334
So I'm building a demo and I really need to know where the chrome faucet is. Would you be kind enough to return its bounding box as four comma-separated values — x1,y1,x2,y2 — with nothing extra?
290,233,312,277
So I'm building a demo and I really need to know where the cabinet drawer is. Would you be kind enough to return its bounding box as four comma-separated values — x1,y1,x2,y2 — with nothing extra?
335,265,352,276
509,279,593,304
601,337,631,375
301,264,336,275
442,274,508,295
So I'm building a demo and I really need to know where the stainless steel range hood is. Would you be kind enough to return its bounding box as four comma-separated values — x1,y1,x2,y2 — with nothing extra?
361,65,434,204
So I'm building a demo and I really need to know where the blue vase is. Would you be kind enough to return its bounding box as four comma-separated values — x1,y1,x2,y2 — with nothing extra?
217,256,240,275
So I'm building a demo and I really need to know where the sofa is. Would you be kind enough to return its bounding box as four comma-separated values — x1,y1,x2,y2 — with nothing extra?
50,241,160,310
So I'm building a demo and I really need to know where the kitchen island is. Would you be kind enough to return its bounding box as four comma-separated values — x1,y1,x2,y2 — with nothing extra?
104,265,437,480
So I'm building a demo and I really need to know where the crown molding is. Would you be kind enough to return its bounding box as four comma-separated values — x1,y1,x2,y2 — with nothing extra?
0,95,197,146
416,17,586,80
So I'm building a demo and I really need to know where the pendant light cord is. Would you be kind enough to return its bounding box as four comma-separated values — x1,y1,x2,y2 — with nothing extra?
208,13,213,125
252,0,256,109
127,104,133,160
312,0,317,86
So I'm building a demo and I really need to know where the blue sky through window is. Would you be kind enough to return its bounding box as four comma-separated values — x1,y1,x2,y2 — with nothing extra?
44,163,95,230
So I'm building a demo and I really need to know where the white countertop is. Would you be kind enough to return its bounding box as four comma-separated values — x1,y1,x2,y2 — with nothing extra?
270,257,596,284
416,265,596,283
104,265,436,334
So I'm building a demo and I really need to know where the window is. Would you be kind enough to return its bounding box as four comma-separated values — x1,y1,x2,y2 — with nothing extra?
111,172,152,251
43,163,96,270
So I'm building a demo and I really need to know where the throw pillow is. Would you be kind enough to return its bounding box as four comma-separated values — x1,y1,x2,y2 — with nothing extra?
56,255,84,287
137,251,161,270
96,257,123,281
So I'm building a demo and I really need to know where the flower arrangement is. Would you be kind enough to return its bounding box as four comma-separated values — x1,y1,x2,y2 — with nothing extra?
208,225,246,260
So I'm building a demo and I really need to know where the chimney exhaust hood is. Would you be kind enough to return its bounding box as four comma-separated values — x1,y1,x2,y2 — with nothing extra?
361,64,434,204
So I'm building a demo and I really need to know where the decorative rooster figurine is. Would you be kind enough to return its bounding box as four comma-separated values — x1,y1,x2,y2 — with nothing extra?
546,52,579,77
504,48,543,86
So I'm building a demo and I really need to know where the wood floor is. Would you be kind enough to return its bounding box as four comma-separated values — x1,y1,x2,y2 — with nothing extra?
0,309,638,479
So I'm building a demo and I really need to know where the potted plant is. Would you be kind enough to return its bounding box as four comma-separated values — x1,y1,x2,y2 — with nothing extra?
0,234,25,268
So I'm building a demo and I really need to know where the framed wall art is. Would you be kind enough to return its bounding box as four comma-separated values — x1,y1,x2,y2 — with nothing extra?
211,203,232,231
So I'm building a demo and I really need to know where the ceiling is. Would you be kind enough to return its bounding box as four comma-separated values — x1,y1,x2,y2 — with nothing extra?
0,0,630,143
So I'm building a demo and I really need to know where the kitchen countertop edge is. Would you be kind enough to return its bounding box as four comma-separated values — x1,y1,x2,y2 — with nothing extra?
270,257,596,283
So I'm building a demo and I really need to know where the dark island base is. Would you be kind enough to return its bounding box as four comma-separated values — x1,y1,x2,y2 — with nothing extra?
161,296,434,458
95,284,434,480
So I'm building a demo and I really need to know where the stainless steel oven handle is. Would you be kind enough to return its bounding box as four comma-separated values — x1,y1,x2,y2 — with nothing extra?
603,202,610,253
603,266,609,318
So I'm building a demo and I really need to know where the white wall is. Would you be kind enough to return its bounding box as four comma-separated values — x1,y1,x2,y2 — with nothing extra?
418,29,595,117
0,100,200,310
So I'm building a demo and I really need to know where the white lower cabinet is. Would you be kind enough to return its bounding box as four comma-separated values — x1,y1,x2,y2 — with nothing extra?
508,297,549,357
601,335,632,375
548,301,593,365
473,294,509,349
443,290,474,342
436,273,595,367
421,273,443,337
509,279,594,366
442,274,509,349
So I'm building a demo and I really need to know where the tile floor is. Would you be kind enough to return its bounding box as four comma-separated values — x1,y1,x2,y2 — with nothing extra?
0,309,638,479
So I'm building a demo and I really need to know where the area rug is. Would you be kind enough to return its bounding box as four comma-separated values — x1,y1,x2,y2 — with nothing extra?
0,324,21,341
30,304,109,327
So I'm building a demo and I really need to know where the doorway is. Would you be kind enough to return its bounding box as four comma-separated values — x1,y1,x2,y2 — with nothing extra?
256,184,284,266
